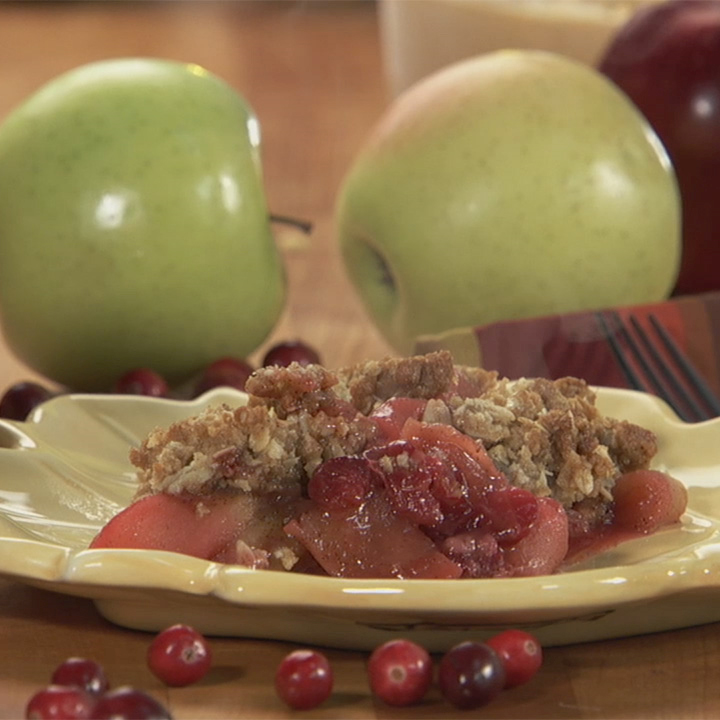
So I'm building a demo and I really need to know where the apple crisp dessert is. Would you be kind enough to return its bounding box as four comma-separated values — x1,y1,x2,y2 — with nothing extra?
91,351,686,579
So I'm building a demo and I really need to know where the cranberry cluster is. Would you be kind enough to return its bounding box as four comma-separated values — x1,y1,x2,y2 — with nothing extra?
278,630,542,711
25,624,541,717
26,658,169,720
26,624,210,719
0,340,321,422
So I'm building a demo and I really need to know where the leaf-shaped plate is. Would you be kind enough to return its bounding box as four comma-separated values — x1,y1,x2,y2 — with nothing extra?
0,387,718,651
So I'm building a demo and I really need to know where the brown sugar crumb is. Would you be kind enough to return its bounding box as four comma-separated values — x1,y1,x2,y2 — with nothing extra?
131,403,304,499
335,351,457,414
447,374,656,507
130,350,657,515
245,362,347,420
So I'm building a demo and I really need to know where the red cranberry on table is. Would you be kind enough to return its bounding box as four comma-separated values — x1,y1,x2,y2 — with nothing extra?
275,649,333,710
486,629,543,688
438,641,506,709
367,638,433,707
263,340,321,368
147,624,212,687
51,657,109,696
25,685,96,719
193,356,254,396
92,687,172,720
113,369,169,397
0,381,54,421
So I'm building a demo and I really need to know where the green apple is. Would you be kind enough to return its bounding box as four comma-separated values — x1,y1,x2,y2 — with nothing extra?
0,58,285,390
336,50,681,354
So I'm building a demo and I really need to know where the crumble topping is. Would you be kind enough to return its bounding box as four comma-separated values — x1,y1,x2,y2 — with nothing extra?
131,351,656,512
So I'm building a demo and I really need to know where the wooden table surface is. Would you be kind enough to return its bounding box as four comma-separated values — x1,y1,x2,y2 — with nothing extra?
0,2,717,718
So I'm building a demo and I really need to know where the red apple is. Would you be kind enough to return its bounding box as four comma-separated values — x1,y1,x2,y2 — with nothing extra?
599,0,720,296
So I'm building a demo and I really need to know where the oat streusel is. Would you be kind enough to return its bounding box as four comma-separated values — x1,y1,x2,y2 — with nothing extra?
131,351,656,513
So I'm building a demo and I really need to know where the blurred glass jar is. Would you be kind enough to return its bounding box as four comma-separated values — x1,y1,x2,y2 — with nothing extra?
379,0,665,96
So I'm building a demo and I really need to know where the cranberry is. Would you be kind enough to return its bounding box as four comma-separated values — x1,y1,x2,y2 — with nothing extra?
50,657,109,696
0,381,54,421
262,340,321,367
378,448,445,527
193,357,254,396
367,639,433,707
147,624,212,687
482,487,539,545
114,369,169,397
486,629,543,688
92,687,171,720
308,456,379,510
441,530,504,578
438,641,505,710
274,649,333,710
25,685,96,719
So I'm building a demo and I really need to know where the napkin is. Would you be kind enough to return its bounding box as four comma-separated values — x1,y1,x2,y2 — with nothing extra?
415,292,720,401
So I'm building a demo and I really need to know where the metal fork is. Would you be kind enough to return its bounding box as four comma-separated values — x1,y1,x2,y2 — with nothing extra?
596,311,720,423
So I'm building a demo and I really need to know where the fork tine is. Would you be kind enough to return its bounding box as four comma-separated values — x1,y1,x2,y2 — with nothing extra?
598,311,696,422
647,313,720,417
596,312,653,392
627,315,709,422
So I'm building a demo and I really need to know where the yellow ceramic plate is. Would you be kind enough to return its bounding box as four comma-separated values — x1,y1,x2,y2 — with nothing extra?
0,388,718,651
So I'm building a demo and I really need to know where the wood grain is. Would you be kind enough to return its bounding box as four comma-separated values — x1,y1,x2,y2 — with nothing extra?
0,2,717,718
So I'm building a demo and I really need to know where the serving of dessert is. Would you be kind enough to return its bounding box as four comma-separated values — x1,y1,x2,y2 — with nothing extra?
90,350,687,580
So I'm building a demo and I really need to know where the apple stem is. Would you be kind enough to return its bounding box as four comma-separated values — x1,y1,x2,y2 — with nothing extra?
270,213,313,234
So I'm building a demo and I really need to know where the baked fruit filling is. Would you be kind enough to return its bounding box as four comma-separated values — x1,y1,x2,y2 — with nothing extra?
90,351,688,579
